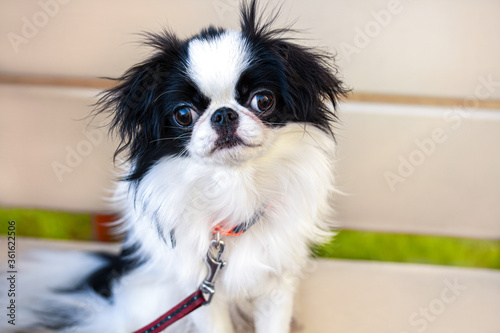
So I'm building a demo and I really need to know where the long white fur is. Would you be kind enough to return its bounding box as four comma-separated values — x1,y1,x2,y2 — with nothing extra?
121,122,336,333
1,30,338,333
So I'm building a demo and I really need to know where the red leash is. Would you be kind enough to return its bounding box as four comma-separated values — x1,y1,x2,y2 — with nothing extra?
131,238,226,333
131,290,206,333
131,207,267,332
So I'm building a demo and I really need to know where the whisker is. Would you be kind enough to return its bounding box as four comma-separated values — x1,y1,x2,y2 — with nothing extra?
149,133,191,144
178,147,190,157
149,138,174,144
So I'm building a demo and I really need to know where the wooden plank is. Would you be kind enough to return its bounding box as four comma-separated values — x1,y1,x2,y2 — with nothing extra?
0,84,117,212
0,73,115,89
335,102,500,240
1,238,499,333
1,0,500,102
2,83,500,238
347,92,500,110
1,73,500,110
297,258,500,333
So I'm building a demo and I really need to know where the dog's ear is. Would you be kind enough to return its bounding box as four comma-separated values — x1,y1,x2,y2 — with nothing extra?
273,40,349,128
95,32,181,163
98,61,163,160
240,0,349,131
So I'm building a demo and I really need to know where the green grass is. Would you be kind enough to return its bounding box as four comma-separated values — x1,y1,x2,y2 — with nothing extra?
314,230,500,270
0,208,93,241
1,208,499,270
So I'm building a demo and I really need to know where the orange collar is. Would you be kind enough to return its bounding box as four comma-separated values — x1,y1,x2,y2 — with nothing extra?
211,205,268,237
212,225,245,237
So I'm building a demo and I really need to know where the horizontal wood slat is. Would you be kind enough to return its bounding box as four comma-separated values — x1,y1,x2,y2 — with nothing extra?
2,238,499,333
347,92,500,110
0,73,115,89
2,78,500,239
1,73,499,110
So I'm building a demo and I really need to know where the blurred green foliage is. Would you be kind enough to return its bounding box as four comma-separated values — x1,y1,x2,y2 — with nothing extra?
0,208,93,240
314,230,500,270
1,208,499,270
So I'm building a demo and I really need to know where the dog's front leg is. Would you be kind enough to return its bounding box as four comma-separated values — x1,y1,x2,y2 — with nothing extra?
189,295,234,333
253,276,296,333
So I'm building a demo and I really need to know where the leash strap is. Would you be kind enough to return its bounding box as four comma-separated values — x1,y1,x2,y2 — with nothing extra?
131,289,206,333
131,206,267,332
131,239,226,333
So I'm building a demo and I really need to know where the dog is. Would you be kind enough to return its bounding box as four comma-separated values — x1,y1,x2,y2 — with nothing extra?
4,1,347,332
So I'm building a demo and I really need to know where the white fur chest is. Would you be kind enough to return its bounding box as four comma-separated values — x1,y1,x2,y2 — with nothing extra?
118,123,336,298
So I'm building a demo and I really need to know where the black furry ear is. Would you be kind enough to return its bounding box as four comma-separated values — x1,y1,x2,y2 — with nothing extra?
95,31,181,165
97,61,162,160
274,40,349,128
240,0,349,131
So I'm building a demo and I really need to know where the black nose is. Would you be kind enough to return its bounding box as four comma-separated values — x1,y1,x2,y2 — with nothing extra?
211,108,239,127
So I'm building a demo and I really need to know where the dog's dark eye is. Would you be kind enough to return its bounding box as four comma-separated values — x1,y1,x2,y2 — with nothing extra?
173,106,199,127
250,91,275,113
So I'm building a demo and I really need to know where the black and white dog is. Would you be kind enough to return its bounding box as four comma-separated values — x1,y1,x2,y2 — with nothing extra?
6,1,347,332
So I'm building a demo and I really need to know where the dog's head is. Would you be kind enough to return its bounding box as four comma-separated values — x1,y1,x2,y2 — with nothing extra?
97,0,347,181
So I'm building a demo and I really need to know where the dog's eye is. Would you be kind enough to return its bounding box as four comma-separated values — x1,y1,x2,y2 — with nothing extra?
173,106,199,127
250,91,275,113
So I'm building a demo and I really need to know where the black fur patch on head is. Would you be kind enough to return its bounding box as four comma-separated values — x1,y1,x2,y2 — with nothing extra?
238,0,349,132
95,0,347,182
95,31,213,181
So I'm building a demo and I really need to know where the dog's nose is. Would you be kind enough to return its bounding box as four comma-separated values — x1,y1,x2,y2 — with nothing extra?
211,108,239,127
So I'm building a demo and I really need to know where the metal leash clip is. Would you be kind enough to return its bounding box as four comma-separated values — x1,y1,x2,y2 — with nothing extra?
200,234,226,305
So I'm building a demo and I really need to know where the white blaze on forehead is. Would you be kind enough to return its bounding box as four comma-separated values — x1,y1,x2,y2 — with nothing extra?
187,30,250,102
